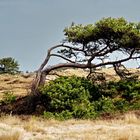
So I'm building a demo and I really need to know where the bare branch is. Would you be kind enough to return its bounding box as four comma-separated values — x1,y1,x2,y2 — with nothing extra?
38,44,85,72
93,49,136,68
50,54,75,63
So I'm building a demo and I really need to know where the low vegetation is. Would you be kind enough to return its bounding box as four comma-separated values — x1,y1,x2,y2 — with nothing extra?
0,91,17,105
39,76,140,120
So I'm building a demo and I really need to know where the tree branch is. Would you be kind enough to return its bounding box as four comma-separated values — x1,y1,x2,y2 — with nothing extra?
50,54,75,63
38,44,85,72
94,49,137,67
42,49,138,75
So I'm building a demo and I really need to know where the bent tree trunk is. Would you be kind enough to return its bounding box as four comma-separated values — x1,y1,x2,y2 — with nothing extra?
31,71,46,95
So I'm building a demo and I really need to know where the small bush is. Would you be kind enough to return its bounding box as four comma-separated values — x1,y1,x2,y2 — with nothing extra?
43,111,55,120
2,91,16,104
113,98,129,111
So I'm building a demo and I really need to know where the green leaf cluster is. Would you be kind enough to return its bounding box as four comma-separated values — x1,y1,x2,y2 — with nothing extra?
98,80,140,111
0,91,17,105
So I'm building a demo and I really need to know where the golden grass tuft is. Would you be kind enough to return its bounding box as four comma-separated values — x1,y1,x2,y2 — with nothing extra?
124,113,140,124
0,131,21,140
0,115,21,126
0,74,33,100
23,117,45,133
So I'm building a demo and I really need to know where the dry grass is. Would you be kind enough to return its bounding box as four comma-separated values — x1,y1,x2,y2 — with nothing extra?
0,113,140,140
0,74,33,100
23,117,46,133
0,131,22,140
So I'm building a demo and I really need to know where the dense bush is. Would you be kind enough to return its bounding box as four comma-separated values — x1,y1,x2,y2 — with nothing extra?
97,80,140,112
40,76,98,119
40,76,140,120
100,80,140,101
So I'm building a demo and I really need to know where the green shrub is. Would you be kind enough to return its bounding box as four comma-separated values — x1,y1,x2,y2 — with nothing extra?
130,101,140,110
93,96,116,114
113,98,129,111
99,80,140,111
44,110,73,120
2,91,16,104
40,76,140,120
40,76,97,119
43,111,55,120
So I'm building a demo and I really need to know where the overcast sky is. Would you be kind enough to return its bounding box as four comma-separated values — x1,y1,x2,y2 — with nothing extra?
0,0,140,72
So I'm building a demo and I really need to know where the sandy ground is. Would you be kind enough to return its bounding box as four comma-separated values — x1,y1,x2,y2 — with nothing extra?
0,113,140,140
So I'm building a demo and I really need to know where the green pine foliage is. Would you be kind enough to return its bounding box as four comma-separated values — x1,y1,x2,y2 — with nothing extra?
40,76,140,120
40,76,98,119
64,17,140,51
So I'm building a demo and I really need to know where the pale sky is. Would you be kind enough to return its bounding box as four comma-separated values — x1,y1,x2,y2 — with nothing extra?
0,0,140,72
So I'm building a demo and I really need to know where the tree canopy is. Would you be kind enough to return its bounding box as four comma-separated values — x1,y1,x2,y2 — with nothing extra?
62,17,140,64
32,17,140,95
0,57,19,74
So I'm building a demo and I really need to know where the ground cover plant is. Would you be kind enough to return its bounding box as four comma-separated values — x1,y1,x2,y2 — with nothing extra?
0,91,17,105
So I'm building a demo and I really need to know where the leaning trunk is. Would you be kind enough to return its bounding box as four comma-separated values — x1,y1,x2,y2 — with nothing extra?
31,71,46,95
